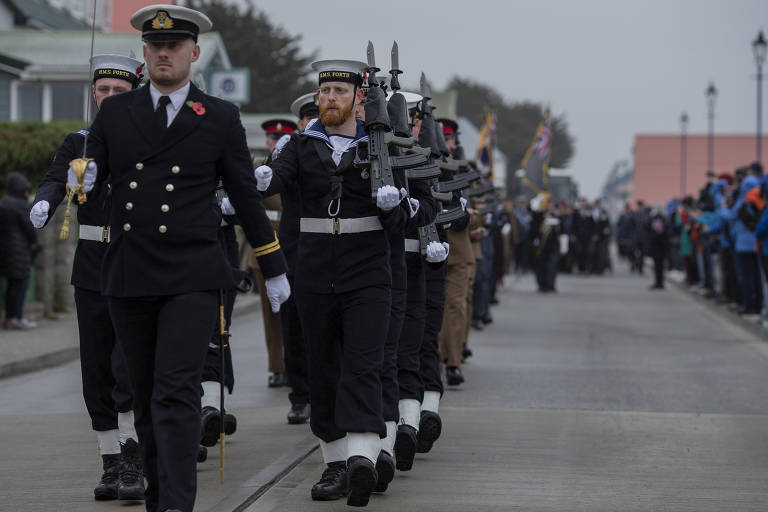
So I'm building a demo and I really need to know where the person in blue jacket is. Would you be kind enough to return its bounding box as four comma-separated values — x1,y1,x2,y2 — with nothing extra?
719,175,762,317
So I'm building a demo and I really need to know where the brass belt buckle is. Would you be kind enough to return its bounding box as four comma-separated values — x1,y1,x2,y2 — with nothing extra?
332,217,340,235
101,226,110,242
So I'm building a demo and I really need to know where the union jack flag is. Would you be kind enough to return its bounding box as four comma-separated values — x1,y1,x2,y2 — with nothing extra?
520,108,553,193
534,115,550,159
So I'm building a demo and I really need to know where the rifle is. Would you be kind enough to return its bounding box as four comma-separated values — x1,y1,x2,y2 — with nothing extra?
358,41,435,198
466,181,495,198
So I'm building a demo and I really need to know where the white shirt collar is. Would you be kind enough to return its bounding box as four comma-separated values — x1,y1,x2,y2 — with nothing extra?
149,81,190,111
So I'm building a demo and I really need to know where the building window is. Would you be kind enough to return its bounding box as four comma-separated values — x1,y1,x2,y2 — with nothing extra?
52,83,84,120
18,83,42,121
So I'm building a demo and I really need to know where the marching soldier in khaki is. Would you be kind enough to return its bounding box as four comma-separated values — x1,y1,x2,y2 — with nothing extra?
438,205,476,386
248,119,297,387
467,203,485,336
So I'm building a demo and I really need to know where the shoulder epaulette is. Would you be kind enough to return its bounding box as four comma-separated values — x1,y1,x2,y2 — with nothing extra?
76,129,90,138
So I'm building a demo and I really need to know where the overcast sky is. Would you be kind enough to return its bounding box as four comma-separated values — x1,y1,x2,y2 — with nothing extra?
235,0,767,198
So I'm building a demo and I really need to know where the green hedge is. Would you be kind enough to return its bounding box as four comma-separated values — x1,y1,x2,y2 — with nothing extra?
0,121,84,194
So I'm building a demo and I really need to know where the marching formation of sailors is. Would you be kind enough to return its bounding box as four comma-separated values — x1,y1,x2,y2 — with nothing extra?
28,4,510,511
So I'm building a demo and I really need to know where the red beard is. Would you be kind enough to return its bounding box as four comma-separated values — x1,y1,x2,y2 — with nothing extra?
319,98,354,127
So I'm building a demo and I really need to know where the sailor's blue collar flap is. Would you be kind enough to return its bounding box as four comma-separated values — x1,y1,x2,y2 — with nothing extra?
303,118,369,146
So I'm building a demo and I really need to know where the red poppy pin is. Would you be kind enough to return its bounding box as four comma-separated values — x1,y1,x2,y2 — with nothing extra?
186,100,206,116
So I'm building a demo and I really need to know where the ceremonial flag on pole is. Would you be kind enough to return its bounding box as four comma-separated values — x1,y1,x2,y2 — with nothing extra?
475,110,497,179
520,108,552,193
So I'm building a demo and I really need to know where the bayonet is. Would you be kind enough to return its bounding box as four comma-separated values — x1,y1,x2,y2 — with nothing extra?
389,41,401,92
366,40,380,85
420,72,431,101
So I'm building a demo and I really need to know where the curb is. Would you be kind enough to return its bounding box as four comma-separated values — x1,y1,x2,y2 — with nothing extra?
0,346,80,380
0,292,262,381
669,278,768,342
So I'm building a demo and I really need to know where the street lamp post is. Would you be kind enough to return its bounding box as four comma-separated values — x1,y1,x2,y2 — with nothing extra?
753,30,767,165
706,82,718,174
680,112,689,197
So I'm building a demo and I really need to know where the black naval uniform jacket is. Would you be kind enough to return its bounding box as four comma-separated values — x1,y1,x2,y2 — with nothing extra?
86,83,286,297
34,130,109,292
266,118,407,294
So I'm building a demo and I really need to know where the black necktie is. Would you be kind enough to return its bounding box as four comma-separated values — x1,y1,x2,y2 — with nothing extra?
156,95,171,132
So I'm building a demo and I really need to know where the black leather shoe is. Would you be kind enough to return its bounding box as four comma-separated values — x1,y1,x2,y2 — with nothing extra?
287,403,310,424
197,445,208,463
416,410,442,453
118,439,145,500
482,314,493,325
373,450,395,493
268,372,287,387
200,406,236,447
200,406,220,447
470,319,484,330
311,461,347,501
223,411,237,435
462,344,473,360
346,456,377,507
446,367,464,386
94,453,120,501
394,424,417,471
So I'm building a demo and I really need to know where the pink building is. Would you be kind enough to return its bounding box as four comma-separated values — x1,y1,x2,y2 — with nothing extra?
633,134,768,205
110,0,175,33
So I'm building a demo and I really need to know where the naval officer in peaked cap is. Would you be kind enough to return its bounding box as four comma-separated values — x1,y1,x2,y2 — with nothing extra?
78,4,290,511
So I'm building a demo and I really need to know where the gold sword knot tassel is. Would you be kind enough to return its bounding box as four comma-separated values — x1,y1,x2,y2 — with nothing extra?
59,157,93,240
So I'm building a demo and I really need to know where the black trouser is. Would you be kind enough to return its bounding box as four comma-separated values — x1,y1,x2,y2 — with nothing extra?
736,251,763,313
282,274,310,406
382,286,406,421
201,287,235,393
74,287,133,431
202,226,239,392
535,248,559,291
650,248,665,287
201,227,239,393
398,255,426,402
295,285,390,442
420,264,446,396
4,277,25,319
473,236,494,320
109,291,218,512
720,247,741,303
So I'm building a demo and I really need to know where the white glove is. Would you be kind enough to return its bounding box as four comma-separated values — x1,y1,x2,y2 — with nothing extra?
29,200,50,229
264,273,291,313
376,185,401,211
426,241,449,263
254,165,272,192
272,134,291,159
501,223,512,236
459,196,468,211
220,196,235,215
407,197,420,218
67,161,97,193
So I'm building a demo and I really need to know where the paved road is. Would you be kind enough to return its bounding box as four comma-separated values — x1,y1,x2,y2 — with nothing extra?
1,267,767,511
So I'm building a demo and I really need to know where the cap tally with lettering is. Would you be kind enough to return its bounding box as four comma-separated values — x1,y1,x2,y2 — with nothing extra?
311,59,367,86
91,54,143,88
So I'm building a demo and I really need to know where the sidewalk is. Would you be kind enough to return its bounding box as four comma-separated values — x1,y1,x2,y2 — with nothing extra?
666,270,768,342
0,291,262,380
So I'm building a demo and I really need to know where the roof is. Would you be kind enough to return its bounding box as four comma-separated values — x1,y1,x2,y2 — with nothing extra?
3,0,89,30
0,30,230,80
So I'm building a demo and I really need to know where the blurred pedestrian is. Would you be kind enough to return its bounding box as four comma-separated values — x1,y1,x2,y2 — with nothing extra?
0,171,40,329
647,207,669,289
